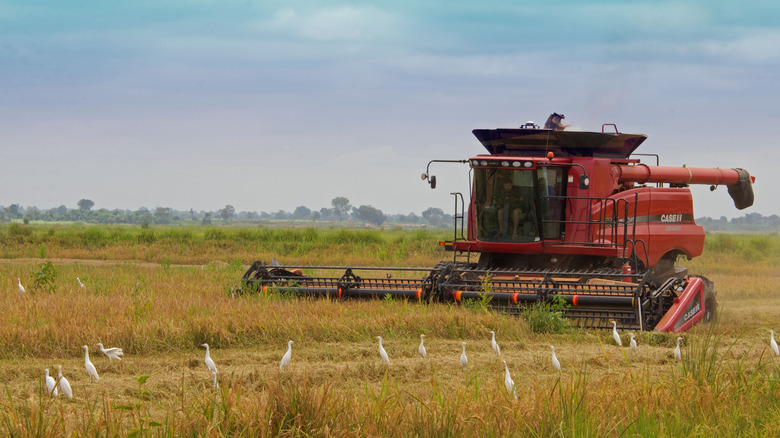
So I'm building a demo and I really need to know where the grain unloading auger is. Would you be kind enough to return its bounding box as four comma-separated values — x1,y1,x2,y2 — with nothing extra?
241,120,755,333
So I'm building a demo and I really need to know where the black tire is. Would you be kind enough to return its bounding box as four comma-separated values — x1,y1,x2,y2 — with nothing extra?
695,275,717,323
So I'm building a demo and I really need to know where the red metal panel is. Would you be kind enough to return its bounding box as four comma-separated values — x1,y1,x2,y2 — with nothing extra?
654,277,704,332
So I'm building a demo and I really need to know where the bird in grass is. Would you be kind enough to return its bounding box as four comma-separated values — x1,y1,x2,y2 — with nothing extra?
503,360,516,399
629,333,638,354
201,343,218,375
376,336,390,365
674,337,683,361
44,369,58,397
551,345,561,372
280,340,293,370
97,343,124,362
460,342,468,370
611,321,622,347
770,330,779,356
490,331,501,357
418,334,427,359
77,277,86,289
17,278,25,293
57,365,72,400
83,346,99,382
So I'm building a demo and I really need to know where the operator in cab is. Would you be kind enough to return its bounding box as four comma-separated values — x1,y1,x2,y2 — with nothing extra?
491,179,529,241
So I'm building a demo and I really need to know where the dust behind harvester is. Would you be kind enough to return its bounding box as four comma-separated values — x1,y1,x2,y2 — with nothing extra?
242,118,754,333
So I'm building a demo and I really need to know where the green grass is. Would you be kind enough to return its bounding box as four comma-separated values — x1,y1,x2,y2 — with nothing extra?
0,227,779,436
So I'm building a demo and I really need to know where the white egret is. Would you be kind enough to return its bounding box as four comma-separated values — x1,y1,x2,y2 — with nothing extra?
629,333,638,355
97,343,124,362
280,340,293,370
418,334,427,359
83,345,99,382
771,330,779,356
460,342,468,370
57,365,72,400
201,343,218,374
674,337,682,361
376,336,390,365
611,321,622,347
17,278,25,293
44,369,58,397
503,360,516,399
551,346,561,372
77,277,85,289
490,331,501,357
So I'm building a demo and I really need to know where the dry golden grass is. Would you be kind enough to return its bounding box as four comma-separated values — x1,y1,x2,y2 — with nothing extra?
0,230,779,436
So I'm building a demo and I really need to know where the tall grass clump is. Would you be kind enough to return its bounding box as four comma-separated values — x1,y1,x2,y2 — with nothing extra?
522,295,569,334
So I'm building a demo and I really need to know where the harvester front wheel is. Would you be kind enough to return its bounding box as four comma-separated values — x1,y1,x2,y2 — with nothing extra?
695,275,717,323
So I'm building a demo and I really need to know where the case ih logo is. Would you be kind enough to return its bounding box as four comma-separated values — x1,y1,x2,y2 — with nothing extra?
661,214,683,223
675,296,702,331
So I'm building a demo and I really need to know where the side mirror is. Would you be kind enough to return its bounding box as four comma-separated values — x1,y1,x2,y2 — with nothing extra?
579,174,590,189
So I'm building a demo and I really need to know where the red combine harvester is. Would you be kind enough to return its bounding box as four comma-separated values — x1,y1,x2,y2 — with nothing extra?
242,120,754,332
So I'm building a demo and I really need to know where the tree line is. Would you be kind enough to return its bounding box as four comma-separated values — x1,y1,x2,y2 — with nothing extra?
0,197,450,228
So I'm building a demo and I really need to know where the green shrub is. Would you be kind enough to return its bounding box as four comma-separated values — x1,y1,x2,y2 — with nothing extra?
522,295,569,334
30,261,57,293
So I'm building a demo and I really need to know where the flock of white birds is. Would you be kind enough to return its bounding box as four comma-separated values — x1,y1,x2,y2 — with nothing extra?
24,277,780,400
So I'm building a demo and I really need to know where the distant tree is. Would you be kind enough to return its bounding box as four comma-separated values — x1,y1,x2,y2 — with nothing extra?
422,207,446,227
154,207,172,224
353,205,385,226
220,205,235,220
8,204,22,219
331,197,352,221
77,199,95,211
201,212,213,225
273,210,289,220
319,207,335,221
24,207,42,222
293,205,312,220
311,211,321,221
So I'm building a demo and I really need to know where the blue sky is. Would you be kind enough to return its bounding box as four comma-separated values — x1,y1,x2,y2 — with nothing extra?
2,1,777,218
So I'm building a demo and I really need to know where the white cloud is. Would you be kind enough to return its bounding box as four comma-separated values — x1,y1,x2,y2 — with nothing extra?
268,5,395,41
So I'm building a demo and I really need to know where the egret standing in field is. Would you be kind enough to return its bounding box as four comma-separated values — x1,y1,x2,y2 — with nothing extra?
376,336,390,365
460,342,468,370
490,331,501,357
44,369,58,397
673,337,683,361
57,365,72,400
611,320,622,347
17,278,25,293
418,334,427,359
280,340,293,370
83,346,99,382
629,333,638,355
97,343,124,362
77,277,86,289
201,343,218,375
551,346,561,372
503,360,516,399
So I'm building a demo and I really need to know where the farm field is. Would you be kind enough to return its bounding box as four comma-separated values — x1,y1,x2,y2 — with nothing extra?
1,225,779,436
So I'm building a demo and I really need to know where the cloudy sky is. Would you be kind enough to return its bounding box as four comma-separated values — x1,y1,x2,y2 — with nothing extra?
2,1,777,218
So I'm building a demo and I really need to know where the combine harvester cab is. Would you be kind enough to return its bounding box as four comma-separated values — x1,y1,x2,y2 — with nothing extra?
242,119,754,333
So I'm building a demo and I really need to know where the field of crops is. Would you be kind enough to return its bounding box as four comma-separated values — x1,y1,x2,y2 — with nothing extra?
1,224,779,436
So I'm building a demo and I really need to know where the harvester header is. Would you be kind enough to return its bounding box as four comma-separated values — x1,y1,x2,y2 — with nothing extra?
242,116,755,333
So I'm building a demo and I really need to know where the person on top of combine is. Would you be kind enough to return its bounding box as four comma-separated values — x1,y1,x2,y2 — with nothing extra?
544,112,569,131
492,179,528,240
